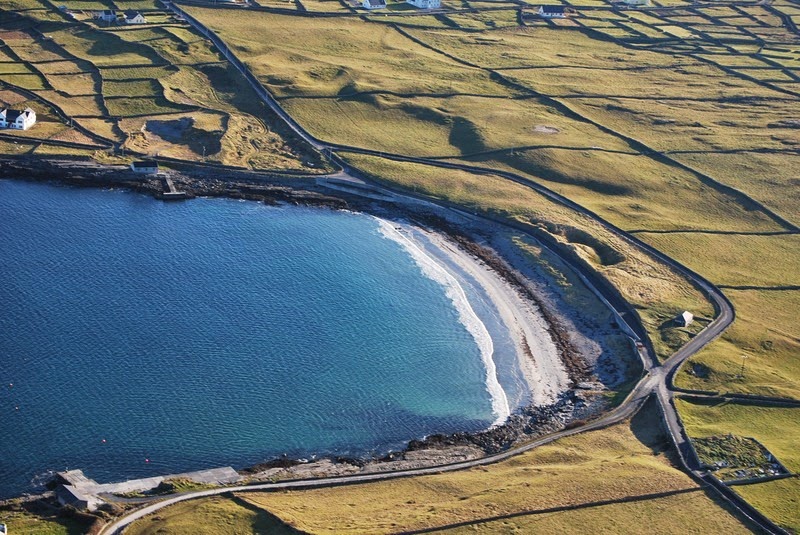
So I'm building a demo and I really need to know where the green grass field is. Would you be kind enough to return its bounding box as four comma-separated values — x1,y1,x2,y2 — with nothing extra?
676,398,800,530
734,478,800,533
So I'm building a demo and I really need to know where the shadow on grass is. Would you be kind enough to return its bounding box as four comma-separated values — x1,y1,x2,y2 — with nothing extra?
229,494,309,535
630,395,673,457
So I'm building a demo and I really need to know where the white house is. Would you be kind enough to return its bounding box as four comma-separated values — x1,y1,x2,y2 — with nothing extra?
362,0,386,8
94,9,117,22
538,5,567,17
124,10,147,24
0,107,36,130
131,160,159,174
407,0,441,8
677,311,694,327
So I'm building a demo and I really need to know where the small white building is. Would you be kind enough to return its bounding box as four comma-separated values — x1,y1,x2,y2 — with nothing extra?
407,0,441,8
124,10,147,24
677,311,694,327
94,9,117,22
538,5,567,17
363,0,387,8
0,107,36,130
131,160,159,174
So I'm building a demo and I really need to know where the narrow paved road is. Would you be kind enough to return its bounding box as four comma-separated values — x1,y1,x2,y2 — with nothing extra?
101,5,786,534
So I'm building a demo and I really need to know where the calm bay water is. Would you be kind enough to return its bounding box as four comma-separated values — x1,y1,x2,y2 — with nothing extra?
0,180,500,497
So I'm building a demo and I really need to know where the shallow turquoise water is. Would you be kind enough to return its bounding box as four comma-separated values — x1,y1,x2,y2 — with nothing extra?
0,180,500,497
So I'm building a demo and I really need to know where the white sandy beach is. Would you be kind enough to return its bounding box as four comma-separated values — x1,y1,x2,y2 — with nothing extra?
377,218,571,418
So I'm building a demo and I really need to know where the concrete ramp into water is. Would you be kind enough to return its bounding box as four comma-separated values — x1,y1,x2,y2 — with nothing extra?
57,466,242,497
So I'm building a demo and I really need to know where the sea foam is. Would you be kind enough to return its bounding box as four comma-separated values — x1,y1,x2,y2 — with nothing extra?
376,219,511,426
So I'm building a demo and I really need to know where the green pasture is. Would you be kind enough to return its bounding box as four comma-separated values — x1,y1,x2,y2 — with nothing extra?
677,289,800,400
287,88,635,155
676,398,800,472
184,9,513,98
104,95,188,116
48,26,165,67
735,478,800,533
569,97,799,152
460,148,783,234
671,152,799,226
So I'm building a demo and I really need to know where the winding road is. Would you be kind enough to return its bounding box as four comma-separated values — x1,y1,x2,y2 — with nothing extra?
98,3,787,534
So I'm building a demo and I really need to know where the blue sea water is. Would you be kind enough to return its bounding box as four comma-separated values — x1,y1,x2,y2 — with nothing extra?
0,179,503,498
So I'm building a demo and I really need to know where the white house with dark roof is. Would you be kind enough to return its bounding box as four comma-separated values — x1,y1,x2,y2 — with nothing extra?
538,5,567,17
131,160,160,174
124,10,146,24
0,107,36,130
362,0,387,8
407,0,441,8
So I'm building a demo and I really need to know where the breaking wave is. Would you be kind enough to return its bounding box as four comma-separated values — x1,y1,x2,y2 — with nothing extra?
376,219,511,426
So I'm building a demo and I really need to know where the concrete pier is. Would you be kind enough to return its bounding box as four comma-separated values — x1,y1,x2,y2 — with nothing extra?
159,174,189,200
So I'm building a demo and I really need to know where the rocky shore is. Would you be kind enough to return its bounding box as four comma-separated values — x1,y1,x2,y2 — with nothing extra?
0,156,635,488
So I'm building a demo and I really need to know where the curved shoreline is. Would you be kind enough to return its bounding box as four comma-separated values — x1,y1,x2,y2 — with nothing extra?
377,220,512,425
0,157,637,495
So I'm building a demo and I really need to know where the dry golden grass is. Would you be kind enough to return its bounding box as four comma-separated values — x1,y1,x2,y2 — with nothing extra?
184,7,510,98
124,495,301,535
498,62,772,100
400,25,675,69
230,401,748,534
44,72,98,96
570,98,799,153
432,490,750,534
48,127,103,146
37,90,105,116
32,143,96,157
74,116,121,141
